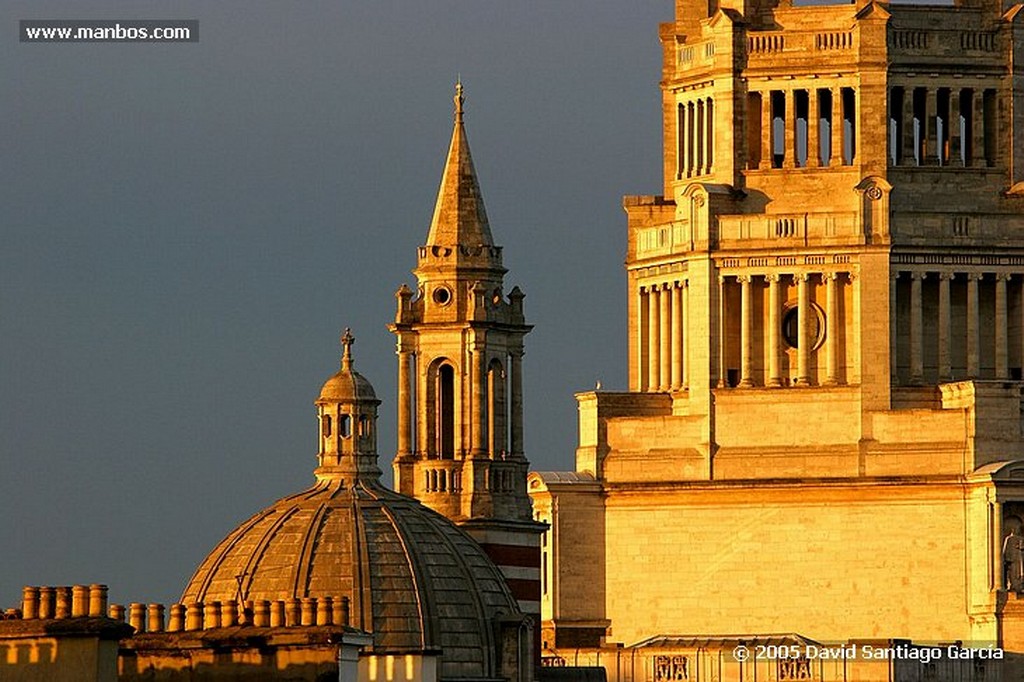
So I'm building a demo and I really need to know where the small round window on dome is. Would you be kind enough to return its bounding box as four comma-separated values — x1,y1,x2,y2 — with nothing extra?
432,286,452,306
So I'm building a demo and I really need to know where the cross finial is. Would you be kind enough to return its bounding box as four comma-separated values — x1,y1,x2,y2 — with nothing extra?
454,78,464,122
340,328,355,369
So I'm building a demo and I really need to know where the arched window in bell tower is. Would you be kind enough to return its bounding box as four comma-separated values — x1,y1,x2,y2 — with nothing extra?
438,364,456,459
487,359,506,458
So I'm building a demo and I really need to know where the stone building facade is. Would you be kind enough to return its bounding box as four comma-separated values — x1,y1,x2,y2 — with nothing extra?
530,0,1024,679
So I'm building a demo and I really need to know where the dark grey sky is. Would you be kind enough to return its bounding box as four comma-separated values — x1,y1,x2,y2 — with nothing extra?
0,1,666,608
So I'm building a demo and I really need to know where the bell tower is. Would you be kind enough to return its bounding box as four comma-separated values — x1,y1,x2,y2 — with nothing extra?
389,83,545,638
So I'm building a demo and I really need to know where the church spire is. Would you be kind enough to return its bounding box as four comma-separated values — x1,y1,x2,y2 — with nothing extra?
391,85,534,524
390,88,543,640
425,81,496,252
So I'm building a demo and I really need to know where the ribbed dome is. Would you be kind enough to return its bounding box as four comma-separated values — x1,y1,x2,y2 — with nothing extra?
318,328,377,403
318,368,377,403
181,476,520,678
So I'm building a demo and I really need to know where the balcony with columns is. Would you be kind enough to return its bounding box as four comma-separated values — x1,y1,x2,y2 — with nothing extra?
610,262,1024,481
637,270,851,393
636,280,690,394
744,86,857,173
721,271,849,389
891,269,1024,389
888,84,999,171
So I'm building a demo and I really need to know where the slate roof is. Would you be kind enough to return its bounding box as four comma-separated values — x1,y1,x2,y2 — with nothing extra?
182,477,519,678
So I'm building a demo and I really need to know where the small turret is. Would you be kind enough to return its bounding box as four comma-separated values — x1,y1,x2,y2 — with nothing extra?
313,328,382,484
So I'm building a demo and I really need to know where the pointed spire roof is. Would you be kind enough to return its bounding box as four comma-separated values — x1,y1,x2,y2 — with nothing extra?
425,81,495,249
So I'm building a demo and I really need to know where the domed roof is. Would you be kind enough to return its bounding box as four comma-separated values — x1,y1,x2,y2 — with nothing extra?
318,369,377,403
182,329,521,679
182,478,518,677
318,328,377,403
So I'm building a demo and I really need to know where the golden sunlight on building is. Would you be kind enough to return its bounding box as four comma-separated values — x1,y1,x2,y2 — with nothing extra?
528,0,1024,679
8,0,1024,679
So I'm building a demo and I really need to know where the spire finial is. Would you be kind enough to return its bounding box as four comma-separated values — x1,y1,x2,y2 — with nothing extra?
340,328,355,370
454,78,464,122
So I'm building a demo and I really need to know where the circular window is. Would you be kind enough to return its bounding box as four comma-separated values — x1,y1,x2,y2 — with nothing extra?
782,304,825,350
432,286,452,306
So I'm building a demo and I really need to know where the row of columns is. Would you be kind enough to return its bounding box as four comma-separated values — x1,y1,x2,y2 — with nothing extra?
638,272,847,391
676,97,714,179
754,87,853,170
395,348,524,459
720,272,846,388
889,86,995,168
638,281,689,392
893,270,1017,384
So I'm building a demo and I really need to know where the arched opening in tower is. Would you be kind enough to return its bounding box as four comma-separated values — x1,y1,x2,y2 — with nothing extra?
438,364,455,458
488,359,506,458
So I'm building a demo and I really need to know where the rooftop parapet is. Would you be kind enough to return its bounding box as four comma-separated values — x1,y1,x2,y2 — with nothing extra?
11,586,355,635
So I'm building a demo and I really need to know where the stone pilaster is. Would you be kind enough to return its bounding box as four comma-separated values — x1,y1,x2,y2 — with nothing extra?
967,273,981,378
671,283,683,390
938,272,953,382
910,272,924,384
825,272,841,385
796,273,811,385
997,274,1010,379
660,283,672,390
767,274,782,386
648,286,661,391
739,275,754,387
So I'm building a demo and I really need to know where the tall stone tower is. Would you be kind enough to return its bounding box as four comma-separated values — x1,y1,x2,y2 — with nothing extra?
628,0,1024,411
390,83,544,635
529,0,1024,668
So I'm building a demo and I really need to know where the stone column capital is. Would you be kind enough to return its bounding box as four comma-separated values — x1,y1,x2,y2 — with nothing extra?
765,273,782,283
938,271,955,281
910,271,927,281
997,272,1013,282
737,274,752,284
